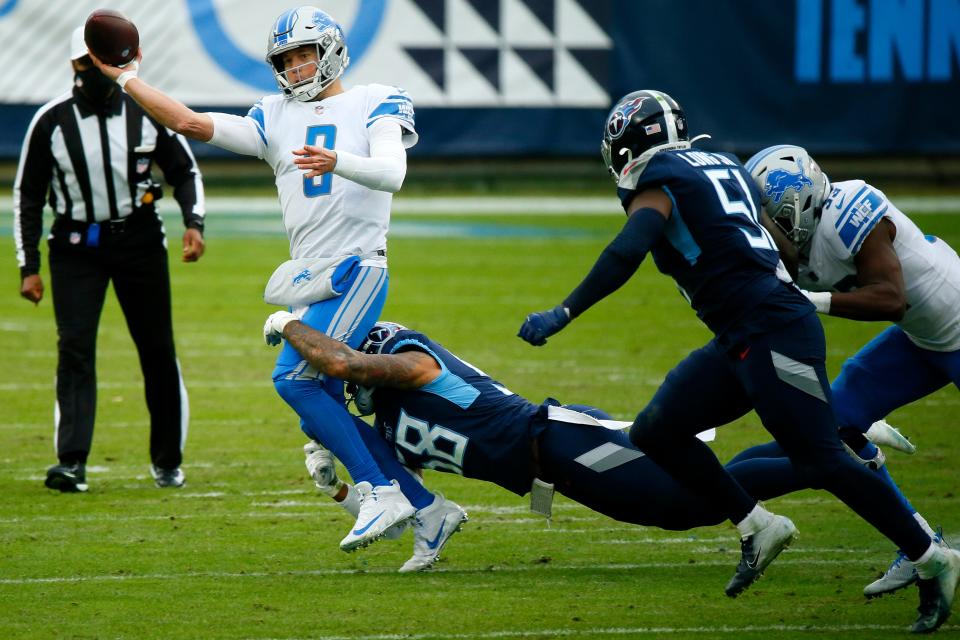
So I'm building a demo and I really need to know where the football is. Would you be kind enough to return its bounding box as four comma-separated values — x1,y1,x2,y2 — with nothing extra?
84,9,139,66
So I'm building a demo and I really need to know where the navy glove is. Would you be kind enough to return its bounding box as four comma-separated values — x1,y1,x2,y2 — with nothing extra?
518,304,571,346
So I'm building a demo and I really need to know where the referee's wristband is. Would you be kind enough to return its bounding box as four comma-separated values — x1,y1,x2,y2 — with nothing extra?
802,290,832,314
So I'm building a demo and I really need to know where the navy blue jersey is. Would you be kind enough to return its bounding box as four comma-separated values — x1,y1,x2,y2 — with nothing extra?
371,329,542,495
617,150,812,343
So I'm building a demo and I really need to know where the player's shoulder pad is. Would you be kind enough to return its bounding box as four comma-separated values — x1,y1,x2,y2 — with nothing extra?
616,152,675,211
245,96,276,145
827,179,891,255
364,84,415,130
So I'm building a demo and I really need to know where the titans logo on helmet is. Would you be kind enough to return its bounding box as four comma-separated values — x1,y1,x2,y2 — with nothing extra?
764,159,814,204
359,321,408,355
607,96,648,140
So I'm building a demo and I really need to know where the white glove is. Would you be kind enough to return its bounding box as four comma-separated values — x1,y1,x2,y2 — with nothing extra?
263,310,297,346
801,289,832,314
116,60,139,89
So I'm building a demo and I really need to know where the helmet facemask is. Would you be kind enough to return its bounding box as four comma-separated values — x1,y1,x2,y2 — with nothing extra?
266,7,349,102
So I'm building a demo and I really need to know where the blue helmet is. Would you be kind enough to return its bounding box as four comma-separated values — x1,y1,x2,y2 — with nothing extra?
266,6,349,101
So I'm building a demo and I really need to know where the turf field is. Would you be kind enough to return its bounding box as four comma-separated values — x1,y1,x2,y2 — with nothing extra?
1,204,959,639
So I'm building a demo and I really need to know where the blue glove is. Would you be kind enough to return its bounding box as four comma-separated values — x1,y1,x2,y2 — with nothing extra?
518,305,571,346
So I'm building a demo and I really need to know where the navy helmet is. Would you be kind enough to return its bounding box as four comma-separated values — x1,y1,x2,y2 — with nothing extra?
601,90,691,182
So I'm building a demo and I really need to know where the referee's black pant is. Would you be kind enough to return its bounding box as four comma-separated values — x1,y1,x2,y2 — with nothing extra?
48,210,186,470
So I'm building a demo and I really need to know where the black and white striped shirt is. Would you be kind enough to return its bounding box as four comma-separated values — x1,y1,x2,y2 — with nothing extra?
14,87,205,278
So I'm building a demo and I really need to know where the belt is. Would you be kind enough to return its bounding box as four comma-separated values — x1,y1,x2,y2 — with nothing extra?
54,207,156,236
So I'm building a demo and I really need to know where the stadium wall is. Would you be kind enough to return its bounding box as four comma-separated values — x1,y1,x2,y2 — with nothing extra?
0,0,956,158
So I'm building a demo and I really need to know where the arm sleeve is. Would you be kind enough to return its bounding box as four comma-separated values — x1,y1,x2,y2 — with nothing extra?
208,111,265,158
153,126,206,232
332,119,407,193
13,109,54,278
563,207,667,318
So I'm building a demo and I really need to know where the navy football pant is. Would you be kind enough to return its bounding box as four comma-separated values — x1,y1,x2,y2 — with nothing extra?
628,313,931,559
537,422,805,530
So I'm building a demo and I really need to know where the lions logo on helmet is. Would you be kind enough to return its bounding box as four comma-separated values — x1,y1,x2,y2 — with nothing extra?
601,90,702,186
266,6,350,102
745,145,831,252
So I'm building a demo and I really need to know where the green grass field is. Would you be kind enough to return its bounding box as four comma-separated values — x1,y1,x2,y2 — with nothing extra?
2,209,959,639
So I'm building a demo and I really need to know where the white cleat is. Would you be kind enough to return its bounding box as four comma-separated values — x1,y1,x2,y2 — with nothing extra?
303,441,344,496
865,420,916,455
866,532,949,598
339,480,415,552
725,514,798,598
398,494,468,573
913,548,960,633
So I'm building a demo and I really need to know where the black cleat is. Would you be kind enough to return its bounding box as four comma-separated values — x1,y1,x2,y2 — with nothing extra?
912,549,960,634
725,514,797,598
44,463,88,493
150,465,185,488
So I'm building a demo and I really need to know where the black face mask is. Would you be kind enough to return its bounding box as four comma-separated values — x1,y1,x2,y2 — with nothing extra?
74,67,116,106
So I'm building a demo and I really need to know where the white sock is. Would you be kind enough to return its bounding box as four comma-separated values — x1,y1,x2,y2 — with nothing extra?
914,543,948,579
736,504,774,540
339,483,361,518
913,512,937,539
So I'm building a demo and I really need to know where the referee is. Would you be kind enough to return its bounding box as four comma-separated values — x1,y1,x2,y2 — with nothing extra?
14,27,206,492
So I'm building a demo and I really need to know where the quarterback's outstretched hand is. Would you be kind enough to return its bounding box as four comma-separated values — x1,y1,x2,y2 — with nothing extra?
264,310,298,346
518,305,571,346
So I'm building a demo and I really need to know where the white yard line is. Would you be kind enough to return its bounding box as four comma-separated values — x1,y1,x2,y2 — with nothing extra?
250,624,946,640
164,196,960,216
0,558,903,586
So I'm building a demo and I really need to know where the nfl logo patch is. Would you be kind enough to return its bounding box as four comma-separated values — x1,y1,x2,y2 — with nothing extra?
644,123,662,135
69,232,81,245
314,105,326,115
136,158,150,174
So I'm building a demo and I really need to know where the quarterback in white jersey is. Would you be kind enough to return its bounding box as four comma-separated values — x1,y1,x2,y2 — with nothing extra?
90,5,439,554
749,145,959,599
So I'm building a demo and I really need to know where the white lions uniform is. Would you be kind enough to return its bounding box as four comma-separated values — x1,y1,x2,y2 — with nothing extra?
242,84,416,262
798,180,960,352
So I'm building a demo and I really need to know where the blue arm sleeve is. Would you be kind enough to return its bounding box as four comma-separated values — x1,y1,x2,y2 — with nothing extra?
563,207,667,318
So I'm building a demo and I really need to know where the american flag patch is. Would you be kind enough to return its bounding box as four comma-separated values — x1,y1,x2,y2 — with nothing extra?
644,123,661,135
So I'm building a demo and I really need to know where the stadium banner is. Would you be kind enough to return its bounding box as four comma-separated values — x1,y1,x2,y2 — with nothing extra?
0,0,957,157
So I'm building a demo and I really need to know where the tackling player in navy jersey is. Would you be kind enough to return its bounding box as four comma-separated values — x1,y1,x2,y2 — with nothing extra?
265,317,841,559
518,90,960,633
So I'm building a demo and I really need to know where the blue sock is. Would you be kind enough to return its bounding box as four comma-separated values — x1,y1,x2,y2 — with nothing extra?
352,415,434,510
275,378,390,487
856,442,916,513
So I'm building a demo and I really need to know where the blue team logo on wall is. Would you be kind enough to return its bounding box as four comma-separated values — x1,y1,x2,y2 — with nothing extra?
186,0,386,92
607,96,647,140
764,160,813,203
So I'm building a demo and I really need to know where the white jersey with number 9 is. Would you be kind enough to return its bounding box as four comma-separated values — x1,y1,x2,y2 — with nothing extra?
243,84,417,261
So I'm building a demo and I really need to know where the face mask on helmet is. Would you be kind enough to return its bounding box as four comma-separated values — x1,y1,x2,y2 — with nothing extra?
601,90,707,186
266,6,349,102
74,66,116,106
745,145,831,252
